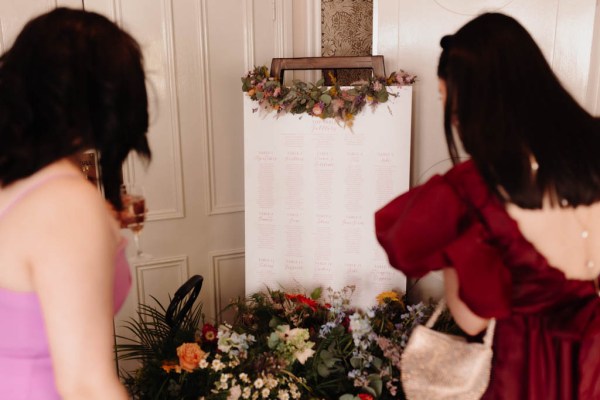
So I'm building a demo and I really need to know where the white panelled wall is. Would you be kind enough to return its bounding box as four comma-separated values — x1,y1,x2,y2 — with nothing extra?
1,0,600,373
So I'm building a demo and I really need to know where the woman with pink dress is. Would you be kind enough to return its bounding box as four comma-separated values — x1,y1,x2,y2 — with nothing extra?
376,13,600,399
0,8,151,400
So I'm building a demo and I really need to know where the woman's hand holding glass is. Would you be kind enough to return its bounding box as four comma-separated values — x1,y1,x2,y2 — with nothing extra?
120,184,149,258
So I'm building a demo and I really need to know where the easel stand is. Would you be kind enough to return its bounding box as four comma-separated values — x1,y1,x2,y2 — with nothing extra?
269,55,386,82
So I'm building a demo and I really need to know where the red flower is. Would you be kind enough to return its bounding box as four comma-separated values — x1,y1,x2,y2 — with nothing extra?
285,293,318,311
358,394,374,400
342,315,351,330
201,323,218,343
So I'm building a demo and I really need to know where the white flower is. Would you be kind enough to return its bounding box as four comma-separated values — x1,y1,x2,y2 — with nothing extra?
217,381,229,390
294,347,315,365
261,388,270,398
265,375,278,389
211,359,225,371
349,313,373,350
254,378,265,389
277,390,290,400
242,387,252,399
239,373,250,383
268,325,315,365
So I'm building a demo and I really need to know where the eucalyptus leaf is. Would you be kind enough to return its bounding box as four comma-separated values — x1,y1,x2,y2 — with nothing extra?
363,386,377,396
376,90,389,103
268,316,282,329
368,374,383,396
317,363,331,377
350,357,363,369
320,94,332,105
372,356,383,369
324,357,338,368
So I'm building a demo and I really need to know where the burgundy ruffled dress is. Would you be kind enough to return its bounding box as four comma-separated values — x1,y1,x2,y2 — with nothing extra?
375,160,600,399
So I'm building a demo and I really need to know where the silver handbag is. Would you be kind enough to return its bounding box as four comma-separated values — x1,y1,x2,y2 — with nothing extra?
400,298,495,400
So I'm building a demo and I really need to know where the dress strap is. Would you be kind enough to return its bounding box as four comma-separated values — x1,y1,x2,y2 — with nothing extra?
0,173,82,220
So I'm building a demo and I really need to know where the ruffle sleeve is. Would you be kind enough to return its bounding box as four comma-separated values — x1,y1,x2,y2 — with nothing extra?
374,175,467,277
374,162,512,319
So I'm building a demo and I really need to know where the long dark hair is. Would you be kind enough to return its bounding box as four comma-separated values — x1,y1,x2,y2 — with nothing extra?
437,13,600,209
0,7,151,209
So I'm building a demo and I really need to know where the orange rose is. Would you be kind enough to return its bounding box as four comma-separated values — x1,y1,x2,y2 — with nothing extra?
176,343,205,372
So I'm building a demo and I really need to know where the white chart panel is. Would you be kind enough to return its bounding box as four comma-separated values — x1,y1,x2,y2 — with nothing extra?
244,86,411,308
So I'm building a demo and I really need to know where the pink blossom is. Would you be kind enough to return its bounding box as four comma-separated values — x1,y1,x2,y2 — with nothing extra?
312,103,323,116
332,99,345,113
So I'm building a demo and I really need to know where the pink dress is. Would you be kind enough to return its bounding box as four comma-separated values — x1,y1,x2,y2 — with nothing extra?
0,174,131,400
375,160,600,399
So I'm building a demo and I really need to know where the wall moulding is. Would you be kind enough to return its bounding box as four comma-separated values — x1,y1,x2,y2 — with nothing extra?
210,249,245,323
133,255,189,307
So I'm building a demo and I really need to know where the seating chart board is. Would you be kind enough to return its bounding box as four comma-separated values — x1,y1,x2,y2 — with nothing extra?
244,86,412,308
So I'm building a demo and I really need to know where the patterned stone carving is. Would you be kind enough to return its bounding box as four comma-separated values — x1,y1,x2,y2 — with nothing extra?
321,0,373,84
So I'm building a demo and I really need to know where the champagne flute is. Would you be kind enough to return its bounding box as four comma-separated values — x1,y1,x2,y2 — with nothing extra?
120,184,149,258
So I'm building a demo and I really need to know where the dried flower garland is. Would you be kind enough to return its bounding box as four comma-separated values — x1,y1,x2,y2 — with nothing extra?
241,66,416,126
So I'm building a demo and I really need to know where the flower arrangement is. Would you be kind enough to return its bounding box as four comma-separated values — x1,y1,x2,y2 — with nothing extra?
241,66,416,126
117,286,459,400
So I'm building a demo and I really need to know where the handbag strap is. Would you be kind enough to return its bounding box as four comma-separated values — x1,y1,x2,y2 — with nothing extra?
424,298,496,347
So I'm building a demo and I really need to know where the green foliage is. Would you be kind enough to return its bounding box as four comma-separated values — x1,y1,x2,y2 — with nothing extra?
241,66,417,126
118,286,461,400
115,295,207,400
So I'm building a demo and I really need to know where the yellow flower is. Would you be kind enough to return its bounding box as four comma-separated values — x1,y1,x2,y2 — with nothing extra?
329,87,338,96
327,71,337,85
376,291,400,305
366,95,374,102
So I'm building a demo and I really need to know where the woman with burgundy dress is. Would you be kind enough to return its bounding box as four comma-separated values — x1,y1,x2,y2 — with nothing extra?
376,13,600,399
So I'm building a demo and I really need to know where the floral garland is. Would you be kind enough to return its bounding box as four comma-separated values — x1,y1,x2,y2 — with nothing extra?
117,286,460,400
241,66,416,126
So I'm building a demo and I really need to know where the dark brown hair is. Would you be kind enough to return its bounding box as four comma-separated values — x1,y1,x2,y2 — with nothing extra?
438,13,600,208
0,7,151,209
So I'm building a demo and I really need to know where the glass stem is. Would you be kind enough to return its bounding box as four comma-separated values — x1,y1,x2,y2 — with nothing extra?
133,232,142,257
